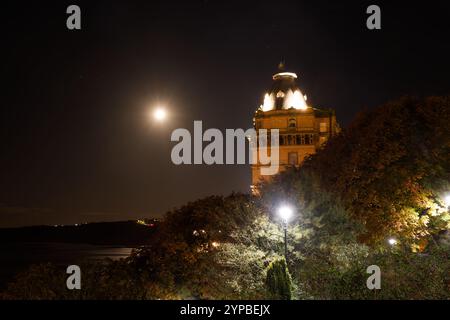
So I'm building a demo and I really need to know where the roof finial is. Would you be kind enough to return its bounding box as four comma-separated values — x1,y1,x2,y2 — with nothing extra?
278,60,285,71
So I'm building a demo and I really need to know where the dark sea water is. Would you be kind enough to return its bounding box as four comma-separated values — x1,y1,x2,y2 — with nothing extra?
0,242,133,289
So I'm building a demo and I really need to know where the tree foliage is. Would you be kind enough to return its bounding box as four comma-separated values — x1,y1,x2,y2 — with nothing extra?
127,193,284,299
260,96,450,246
3,96,449,300
265,258,293,300
258,96,450,299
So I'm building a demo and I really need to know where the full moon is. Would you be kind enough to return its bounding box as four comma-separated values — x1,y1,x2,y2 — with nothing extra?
153,107,167,122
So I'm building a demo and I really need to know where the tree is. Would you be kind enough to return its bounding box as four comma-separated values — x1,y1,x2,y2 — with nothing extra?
129,193,284,299
258,96,450,299
259,96,450,247
3,96,449,300
265,258,293,300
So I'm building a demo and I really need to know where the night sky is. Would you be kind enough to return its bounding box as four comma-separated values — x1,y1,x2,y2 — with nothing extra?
1,0,449,227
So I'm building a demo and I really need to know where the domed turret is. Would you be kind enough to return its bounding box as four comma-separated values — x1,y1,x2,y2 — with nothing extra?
251,63,340,192
260,64,308,112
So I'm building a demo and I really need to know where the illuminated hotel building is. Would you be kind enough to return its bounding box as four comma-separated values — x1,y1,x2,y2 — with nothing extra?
251,64,340,189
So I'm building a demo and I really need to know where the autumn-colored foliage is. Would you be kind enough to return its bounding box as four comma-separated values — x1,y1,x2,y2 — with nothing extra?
2,97,449,300
261,96,450,246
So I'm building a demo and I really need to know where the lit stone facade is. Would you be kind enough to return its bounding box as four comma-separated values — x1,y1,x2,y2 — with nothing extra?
251,66,340,188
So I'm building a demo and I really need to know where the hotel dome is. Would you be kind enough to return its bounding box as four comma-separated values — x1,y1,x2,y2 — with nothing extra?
260,63,308,112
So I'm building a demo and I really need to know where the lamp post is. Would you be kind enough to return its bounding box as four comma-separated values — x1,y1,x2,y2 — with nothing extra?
278,205,293,262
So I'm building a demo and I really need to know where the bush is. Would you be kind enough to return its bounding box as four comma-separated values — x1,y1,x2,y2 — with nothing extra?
297,246,450,299
265,258,293,300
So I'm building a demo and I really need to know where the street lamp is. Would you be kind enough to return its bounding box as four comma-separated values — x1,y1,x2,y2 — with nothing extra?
388,237,397,246
277,205,293,262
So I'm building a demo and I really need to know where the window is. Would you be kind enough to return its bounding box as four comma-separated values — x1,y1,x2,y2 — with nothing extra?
288,152,298,165
276,91,285,98
305,134,313,145
320,122,328,133
288,118,296,128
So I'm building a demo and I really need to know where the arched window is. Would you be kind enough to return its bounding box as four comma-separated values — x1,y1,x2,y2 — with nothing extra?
276,91,285,98
288,118,296,128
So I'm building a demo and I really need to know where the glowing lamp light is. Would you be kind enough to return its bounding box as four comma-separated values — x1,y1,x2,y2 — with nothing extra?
444,194,450,207
284,90,307,110
211,241,220,248
388,238,397,246
278,205,293,223
261,93,274,112
153,107,167,122
273,72,298,80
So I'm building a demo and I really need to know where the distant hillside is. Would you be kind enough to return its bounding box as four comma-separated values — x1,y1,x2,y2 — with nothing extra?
0,220,158,246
